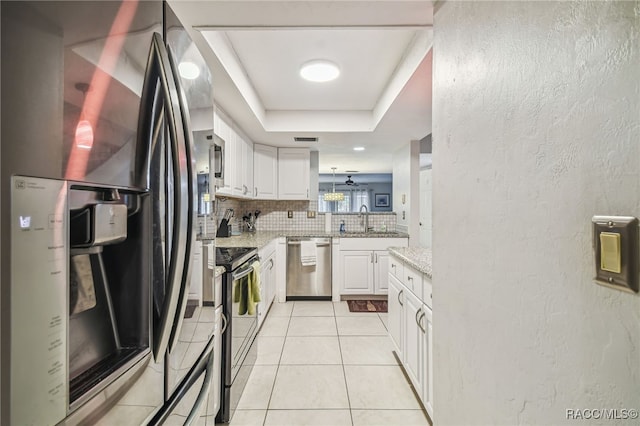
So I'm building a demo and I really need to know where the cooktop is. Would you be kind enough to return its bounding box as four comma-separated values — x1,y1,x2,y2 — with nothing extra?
216,246,258,271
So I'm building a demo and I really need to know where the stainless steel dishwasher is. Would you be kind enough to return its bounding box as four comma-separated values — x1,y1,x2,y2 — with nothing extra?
286,237,332,299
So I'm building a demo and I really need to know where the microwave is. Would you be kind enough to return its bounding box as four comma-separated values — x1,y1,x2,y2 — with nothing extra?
208,134,224,187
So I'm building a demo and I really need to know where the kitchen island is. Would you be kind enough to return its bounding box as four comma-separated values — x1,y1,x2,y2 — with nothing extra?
388,246,432,278
387,245,433,420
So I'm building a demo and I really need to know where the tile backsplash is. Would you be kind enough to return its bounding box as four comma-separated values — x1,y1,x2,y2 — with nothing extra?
198,198,397,234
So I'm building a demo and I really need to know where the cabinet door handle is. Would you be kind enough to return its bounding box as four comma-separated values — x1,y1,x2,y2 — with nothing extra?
255,187,258,197
416,307,426,333
419,311,427,331
391,263,396,270
398,289,404,306
306,189,309,198
374,253,378,263
371,252,374,263
407,276,413,281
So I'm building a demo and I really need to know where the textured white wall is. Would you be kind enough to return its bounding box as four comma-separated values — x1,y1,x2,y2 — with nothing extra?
393,140,421,242
433,1,640,425
419,168,432,248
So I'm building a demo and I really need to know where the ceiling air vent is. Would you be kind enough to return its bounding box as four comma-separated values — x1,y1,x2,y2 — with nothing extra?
294,137,318,143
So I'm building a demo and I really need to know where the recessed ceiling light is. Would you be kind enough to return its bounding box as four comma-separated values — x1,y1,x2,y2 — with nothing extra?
353,147,365,151
300,60,340,83
178,61,200,80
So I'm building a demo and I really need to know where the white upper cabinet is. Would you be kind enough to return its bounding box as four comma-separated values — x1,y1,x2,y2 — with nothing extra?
278,148,310,200
242,135,253,198
254,144,278,199
213,111,233,196
214,110,253,199
232,129,254,198
231,128,244,197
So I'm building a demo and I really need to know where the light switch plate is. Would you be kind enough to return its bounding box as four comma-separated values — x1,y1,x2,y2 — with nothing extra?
592,216,638,293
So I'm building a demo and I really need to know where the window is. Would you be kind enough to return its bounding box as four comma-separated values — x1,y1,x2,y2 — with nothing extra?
318,189,369,213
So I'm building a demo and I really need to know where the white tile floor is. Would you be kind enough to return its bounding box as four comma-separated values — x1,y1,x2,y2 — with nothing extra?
228,301,429,426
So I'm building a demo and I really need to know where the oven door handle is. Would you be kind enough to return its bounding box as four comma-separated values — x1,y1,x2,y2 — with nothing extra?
232,264,255,281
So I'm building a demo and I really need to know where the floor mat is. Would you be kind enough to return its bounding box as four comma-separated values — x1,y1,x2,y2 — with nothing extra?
346,300,388,313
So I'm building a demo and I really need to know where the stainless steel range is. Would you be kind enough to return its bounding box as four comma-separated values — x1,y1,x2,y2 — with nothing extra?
215,246,260,423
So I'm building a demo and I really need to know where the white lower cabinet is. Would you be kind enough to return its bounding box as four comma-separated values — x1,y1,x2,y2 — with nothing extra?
374,250,389,293
257,241,277,327
387,274,404,357
388,253,433,420
337,238,408,295
340,251,374,293
422,304,433,416
189,241,203,304
403,288,424,396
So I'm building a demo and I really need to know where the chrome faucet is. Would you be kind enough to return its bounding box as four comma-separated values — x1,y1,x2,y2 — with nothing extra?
359,204,372,233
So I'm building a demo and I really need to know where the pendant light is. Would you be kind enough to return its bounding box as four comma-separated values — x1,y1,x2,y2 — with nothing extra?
323,167,345,201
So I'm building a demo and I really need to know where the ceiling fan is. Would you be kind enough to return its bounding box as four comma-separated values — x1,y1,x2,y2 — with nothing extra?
345,175,359,186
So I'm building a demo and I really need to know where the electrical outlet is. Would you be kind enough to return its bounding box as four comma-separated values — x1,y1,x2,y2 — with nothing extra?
307,211,316,218
288,210,293,218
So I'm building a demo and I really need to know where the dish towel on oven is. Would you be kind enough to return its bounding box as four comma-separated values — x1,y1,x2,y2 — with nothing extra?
234,260,261,315
300,240,317,266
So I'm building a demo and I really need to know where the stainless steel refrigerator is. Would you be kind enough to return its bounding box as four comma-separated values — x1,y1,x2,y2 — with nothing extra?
1,1,222,424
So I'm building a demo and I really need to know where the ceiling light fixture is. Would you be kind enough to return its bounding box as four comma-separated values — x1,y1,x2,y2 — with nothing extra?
178,61,200,80
323,167,345,202
353,147,365,151
300,60,340,83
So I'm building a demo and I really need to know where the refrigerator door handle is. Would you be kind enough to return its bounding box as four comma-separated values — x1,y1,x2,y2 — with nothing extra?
184,350,215,425
147,337,215,425
137,33,190,361
166,43,197,353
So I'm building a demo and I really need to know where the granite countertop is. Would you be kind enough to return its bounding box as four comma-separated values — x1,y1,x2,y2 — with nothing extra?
214,266,226,277
388,246,432,278
213,230,409,249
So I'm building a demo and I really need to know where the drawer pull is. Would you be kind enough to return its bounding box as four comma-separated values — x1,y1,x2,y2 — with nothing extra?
398,289,404,306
